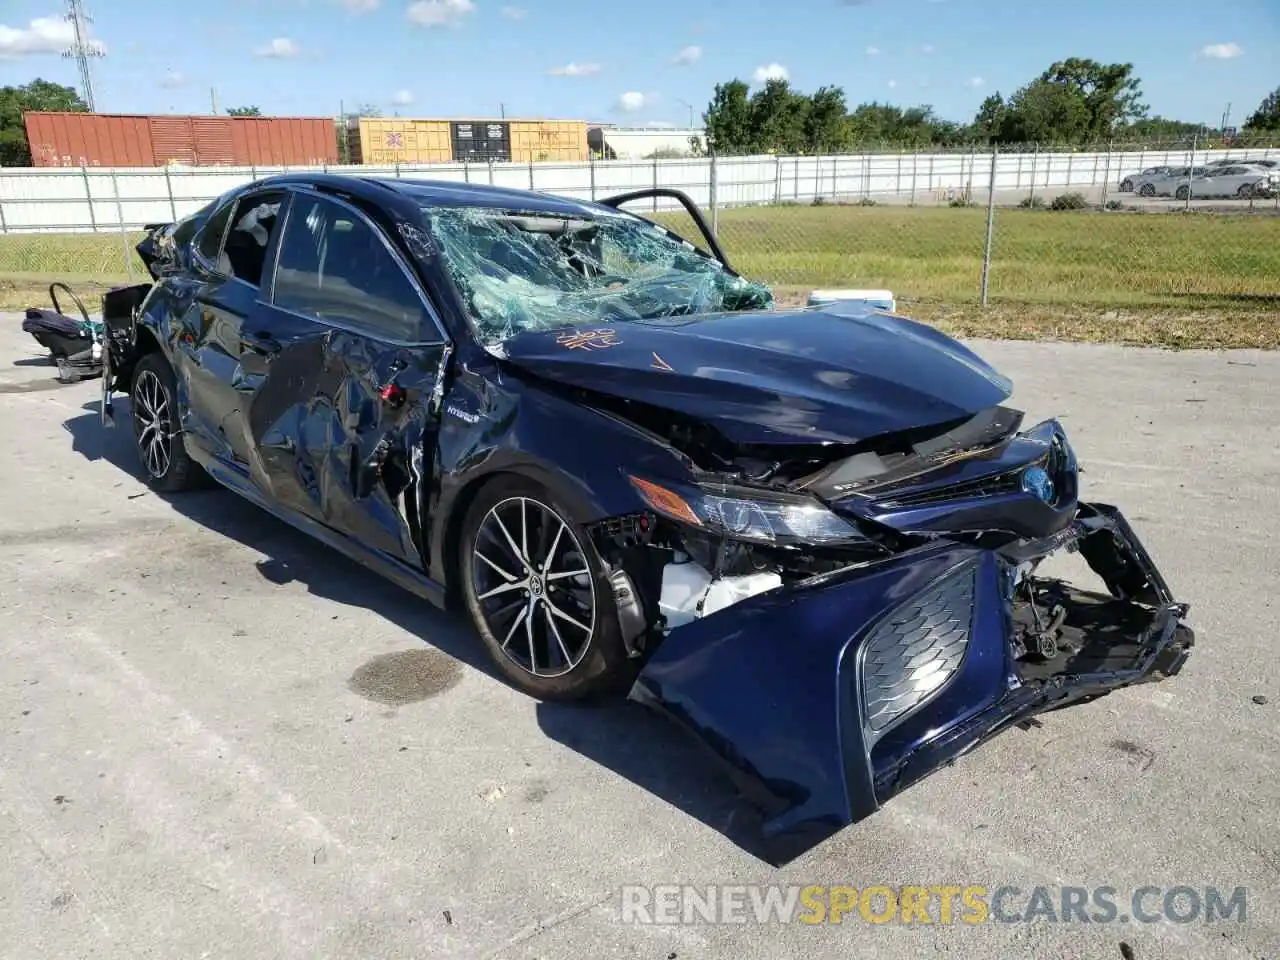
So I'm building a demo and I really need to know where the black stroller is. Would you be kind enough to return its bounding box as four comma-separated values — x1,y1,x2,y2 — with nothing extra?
21,282,105,383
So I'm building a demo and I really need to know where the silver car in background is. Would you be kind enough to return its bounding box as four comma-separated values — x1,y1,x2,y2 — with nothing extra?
1133,166,1207,197
1118,165,1175,192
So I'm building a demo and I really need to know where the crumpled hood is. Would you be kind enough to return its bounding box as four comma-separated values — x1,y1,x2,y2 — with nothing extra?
497,302,1012,445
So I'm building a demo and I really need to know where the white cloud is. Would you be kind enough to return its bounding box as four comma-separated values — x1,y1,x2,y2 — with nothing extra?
921,43,935,53
864,45,880,55
887,79,897,89
752,62,790,84
160,70,185,88
965,76,984,87
406,0,475,27
547,61,603,77
1198,42,1243,59
392,88,415,105
255,37,300,58
500,5,528,18
672,44,702,66
616,91,649,112
0,16,105,57
341,0,379,11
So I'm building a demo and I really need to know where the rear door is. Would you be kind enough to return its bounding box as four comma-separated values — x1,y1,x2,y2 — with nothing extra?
265,189,452,567
176,187,293,487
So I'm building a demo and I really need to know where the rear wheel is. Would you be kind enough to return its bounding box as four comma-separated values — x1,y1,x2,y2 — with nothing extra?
1236,183,1255,199
459,476,636,701
1120,179,1133,192
130,352,203,492
1175,185,1190,201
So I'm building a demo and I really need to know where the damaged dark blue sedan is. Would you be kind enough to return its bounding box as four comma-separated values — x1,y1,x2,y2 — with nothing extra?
99,174,1193,863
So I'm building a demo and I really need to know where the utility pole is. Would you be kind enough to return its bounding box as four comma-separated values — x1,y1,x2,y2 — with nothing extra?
210,88,219,114
61,0,104,111
1220,102,1232,133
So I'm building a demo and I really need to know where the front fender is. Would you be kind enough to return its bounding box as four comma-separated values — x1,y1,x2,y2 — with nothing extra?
427,365,693,584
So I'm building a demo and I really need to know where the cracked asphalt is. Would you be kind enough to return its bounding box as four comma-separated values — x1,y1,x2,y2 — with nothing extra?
1,313,1277,959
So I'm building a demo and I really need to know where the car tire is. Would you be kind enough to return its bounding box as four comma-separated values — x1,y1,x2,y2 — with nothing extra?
1120,179,1133,192
459,475,637,701
1138,183,1156,198
1236,184,1255,199
1175,185,1190,201
130,351,203,493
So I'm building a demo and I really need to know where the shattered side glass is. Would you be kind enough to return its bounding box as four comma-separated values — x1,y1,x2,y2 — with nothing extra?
419,205,774,345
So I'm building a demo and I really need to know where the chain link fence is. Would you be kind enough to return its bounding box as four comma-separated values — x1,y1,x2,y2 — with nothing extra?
1,138,1277,343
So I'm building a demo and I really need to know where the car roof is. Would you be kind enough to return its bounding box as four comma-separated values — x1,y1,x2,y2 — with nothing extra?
251,172,618,219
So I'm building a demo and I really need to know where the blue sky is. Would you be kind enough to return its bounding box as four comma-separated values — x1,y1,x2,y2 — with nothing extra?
1,0,1276,128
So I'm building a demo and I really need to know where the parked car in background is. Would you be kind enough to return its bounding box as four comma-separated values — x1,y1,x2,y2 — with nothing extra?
1133,166,1207,197
1118,165,1175,192
1180,165,1280,199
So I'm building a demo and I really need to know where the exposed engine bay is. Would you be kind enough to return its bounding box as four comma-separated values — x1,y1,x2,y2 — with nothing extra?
578,397,1172,690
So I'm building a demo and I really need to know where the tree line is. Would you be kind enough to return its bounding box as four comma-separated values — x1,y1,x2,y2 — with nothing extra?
702,60,1280,155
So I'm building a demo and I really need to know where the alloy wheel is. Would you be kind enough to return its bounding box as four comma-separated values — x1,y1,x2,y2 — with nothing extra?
471,496,596,678
133,369,172,480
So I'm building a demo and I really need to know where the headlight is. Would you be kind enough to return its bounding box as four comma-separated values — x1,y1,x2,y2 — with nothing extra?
629,475,865,544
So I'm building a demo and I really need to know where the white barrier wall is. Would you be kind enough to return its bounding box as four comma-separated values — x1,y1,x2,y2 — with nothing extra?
0,145,1273,233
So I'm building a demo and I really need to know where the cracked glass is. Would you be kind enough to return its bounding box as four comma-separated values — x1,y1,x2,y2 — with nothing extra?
419,205,774,345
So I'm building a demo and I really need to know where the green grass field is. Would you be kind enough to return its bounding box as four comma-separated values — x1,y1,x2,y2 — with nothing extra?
3,204,1278,348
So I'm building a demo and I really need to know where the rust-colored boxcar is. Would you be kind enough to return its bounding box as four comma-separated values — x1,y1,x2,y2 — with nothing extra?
23,112,338,167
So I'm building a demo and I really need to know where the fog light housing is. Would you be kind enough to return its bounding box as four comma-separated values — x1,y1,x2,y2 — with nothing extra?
858,562,978,741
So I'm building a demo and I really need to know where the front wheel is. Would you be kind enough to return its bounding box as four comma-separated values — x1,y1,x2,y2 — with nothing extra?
1237,183,1256,199
459,476,636,701
1138,183,1156,197
1175,185,1190,201
130,352,203,492
1120,179,1133,192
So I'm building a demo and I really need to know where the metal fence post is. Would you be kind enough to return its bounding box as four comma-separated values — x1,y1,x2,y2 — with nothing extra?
911,151,918,204
162,166,178,221
708,149,718,235
0,198,7,234
1028,144,1038,205
1101,140,1112,206
654,157,660,210
589,157,596,201
966,144,976,201
981,145,998,307
487,159,494,185
463,160,470,183
928,154,935,192
395,162,402,179
774,155,782,204
110,170,134,279
529,160,535,190
1185,133,1197,210
81,166,98,232
815,153,822,202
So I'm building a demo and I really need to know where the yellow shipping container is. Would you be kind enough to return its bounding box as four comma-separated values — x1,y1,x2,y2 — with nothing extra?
510,121,588,163
356,118,452,165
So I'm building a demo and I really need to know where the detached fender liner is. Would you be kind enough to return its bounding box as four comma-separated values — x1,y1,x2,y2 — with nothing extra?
630,503,1193,865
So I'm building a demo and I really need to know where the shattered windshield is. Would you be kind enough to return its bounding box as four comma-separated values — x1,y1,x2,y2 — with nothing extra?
420,205,774,345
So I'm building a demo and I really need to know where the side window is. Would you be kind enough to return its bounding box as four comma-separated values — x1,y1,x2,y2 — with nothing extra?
223,193,285,288
194,202,234,266
273,194,428,341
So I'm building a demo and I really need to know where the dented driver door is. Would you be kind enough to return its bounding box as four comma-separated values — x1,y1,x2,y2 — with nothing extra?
266,189,450,567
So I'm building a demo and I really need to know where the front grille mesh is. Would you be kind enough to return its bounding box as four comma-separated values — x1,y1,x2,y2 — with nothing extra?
861,563,977,734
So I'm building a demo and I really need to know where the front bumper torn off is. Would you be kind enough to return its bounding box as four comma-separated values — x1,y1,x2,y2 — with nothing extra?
629,502,1193,865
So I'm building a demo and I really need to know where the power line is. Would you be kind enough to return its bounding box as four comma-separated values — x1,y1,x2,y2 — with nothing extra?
61,0,105,111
